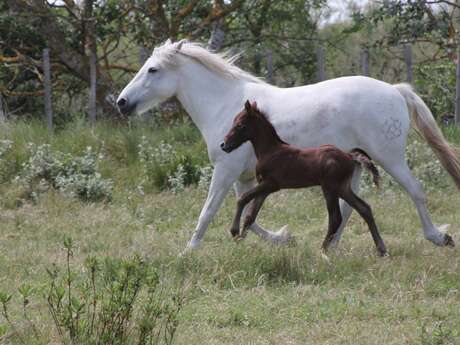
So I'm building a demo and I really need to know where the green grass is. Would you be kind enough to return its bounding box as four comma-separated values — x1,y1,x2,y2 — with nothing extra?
1,120,460,344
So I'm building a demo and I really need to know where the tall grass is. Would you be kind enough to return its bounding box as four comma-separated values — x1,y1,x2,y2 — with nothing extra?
1,118,460,344
0,116,208,196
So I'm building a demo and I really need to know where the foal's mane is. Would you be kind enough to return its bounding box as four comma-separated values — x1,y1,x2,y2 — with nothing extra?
252,107,288,145
152,40,266,84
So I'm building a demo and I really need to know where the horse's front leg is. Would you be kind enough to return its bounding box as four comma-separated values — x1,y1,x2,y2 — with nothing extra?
185,163,240,251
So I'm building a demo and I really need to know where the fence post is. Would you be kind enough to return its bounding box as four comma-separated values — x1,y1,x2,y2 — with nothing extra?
456,46,460,126
43,48,53,132
89,41,97,126
0,94,5,122
266,50,273,84
316,45,325,82
403,43,413,84
361,48,370,76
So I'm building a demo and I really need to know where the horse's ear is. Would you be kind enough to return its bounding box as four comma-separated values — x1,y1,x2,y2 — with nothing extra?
176,39,187,51
165,38,172,45
251,101,258,110
245,100,252,112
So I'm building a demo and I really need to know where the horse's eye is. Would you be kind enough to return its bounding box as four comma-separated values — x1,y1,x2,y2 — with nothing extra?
148,67,158,74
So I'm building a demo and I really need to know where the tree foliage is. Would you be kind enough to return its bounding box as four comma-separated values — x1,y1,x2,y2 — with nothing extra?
1,0,327,120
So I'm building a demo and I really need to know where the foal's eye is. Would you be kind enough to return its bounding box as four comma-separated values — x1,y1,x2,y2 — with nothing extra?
148,67,158,74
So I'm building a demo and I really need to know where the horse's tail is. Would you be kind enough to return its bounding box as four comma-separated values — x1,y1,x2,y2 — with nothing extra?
394,83,460,189
350,148,380,187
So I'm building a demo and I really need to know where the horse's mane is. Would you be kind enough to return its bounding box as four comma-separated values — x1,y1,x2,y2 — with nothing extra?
151,40,266,84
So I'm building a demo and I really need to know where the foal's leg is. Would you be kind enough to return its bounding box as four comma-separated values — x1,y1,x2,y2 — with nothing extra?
234,179,293,244
339,188,388,256
230,182,271,238
321,188,343,252
329,166,362,247
240,193,269,238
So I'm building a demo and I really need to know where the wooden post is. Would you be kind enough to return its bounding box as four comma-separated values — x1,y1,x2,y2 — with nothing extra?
361,48,370,76
404,43,413,84
89,46,97,126
0,94,5,122
266,50,273,84
43,48,53,132
316,45,325,82
455,46,460,126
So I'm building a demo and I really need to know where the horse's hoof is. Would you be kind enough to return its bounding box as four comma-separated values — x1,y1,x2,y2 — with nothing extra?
275,225,296,246
378,251,390,258
443,234,455,247
320,250,330,263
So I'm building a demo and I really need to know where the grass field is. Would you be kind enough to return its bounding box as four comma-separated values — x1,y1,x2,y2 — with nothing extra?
0,119,460,344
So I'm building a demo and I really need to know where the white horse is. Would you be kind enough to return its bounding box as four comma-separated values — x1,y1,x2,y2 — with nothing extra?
117,39,459,251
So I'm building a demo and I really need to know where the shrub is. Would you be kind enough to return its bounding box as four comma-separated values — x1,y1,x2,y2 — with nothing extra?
0,238,186,345
16,144,112,202
0,139,13,182
359,136,450,194
138,137,208,191
415,60,455,119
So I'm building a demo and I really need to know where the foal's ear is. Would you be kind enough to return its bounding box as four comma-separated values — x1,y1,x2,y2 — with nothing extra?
244,100,252,112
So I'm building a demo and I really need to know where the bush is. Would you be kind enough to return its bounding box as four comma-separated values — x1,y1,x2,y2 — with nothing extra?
0,238,186,345
138,137,210,192
0,139,13,183
415,60,455,119
16,144,113,202
360,136,450,194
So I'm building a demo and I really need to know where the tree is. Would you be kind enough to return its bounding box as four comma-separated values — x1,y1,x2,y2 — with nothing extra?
1,0,244,119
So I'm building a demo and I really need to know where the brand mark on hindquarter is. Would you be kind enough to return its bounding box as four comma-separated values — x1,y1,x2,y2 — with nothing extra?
382,117,402,140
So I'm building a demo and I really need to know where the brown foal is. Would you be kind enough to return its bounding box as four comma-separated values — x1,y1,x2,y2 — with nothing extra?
221,100,388,256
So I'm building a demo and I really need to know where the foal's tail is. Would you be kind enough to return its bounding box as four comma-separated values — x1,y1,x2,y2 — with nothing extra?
394,83,460,189
350,149,380,187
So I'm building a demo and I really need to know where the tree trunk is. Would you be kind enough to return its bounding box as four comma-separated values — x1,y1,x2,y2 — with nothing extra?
208,18,225,52
85,0,97,124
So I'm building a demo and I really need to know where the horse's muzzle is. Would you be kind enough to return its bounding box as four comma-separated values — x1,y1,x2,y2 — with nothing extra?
220,141,233,153
116,97,136,116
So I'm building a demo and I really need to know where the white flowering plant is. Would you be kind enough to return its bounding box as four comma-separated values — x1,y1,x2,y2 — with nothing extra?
16,144,112,202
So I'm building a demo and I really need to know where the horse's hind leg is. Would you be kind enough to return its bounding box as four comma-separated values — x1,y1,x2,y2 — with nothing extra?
381,161,454,246
339,188,388,256
329,166,362,247
321,188,342,252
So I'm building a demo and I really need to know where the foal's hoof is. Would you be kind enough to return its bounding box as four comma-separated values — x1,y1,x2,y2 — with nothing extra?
229,227,240,238
443,234,455,247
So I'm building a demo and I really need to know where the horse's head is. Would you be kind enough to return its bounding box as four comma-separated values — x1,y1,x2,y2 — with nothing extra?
221,100,259,153
116,39,185,116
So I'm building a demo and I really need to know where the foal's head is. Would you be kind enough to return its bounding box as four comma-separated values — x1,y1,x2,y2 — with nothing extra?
221,100,262,153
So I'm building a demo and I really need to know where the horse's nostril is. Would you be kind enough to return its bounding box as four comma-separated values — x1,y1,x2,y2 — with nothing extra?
220,142,225,148
117,98,127,107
